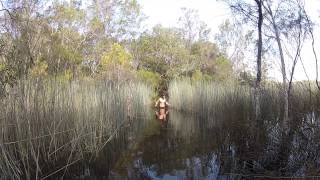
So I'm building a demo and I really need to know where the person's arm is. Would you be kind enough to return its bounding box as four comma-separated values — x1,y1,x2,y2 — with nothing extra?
155,99,159,107
165,101,170,106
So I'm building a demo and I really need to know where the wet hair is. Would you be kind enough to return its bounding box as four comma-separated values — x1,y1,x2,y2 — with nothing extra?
159,91,165,97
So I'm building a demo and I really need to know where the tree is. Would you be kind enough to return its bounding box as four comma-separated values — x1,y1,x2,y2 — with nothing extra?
178,8,211,48
0,0,48,82
99,42,133,81
132,25,189,79
88,0,145,41
222,0,264,121
299,3,320,91
224,0,312,126
0,0,146,82
262,0,310,126
255,0,263,121
215,20,253,73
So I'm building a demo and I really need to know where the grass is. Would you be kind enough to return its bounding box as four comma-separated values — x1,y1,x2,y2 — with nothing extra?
1,77,319,179
167,79,320,177
0,78,152,180
169,79,253,121
168,79,320,124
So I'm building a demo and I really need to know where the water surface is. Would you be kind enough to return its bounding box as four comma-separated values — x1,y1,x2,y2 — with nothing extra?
76,109,320,179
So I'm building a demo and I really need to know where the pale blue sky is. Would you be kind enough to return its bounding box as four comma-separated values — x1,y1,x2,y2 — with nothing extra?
137,0,320,81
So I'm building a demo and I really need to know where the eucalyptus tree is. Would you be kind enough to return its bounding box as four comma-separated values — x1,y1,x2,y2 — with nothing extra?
298,3,320,91
0,0,49,91
132,25,190,78
223,0,312,126
215,20,254,76
88,0,145,41
0,0,146,81
178,8,211,48
44,1,86,76
177,7,232,81
222,0,264,121
262,0,310,126
83,0,145,77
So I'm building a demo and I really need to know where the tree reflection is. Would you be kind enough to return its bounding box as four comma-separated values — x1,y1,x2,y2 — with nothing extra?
113,109,320,179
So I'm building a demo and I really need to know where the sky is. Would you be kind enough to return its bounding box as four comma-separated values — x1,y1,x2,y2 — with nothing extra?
138,0,230,37
137,0,320,81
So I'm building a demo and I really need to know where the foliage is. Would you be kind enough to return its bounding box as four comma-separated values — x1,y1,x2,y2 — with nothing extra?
100,43,132,70
30,60,48,77
132,25,232,87
137,69,161,89
132,26,189,76
191,69,213,81
214,19,253,73
88,0,145,40
212,55,233,81
0,1,234,91
178,8,211,45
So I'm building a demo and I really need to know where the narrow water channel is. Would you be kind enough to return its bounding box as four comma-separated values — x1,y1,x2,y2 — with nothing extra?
70,108,320,179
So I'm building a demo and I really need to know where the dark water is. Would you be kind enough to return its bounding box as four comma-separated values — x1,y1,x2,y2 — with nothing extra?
70,109,320,180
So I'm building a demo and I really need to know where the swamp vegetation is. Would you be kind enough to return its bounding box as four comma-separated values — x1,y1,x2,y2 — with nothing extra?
1,0,320,179
1,79,320,179
0,79,151,179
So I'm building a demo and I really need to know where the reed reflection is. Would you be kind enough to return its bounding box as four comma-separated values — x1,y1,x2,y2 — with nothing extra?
71,108,320,179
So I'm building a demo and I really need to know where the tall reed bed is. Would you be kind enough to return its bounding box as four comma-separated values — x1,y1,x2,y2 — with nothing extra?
169,79,253,121
0,79,151,180
168,79,320,123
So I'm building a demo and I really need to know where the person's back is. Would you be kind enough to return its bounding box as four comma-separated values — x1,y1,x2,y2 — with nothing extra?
155,94,170,108
158,97,166,108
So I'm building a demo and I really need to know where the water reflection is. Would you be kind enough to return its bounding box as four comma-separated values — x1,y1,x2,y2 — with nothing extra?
108,109,320,179
67,108,320,179
155,108,169,122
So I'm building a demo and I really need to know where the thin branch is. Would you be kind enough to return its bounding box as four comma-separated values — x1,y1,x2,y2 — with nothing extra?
300,6,320,90
230,3,258,25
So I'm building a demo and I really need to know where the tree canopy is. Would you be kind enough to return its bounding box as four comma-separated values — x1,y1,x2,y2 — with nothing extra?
0,0,234,94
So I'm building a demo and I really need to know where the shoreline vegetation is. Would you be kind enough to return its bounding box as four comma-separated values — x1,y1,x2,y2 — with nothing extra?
1,77,320,179
0,0,319,178
169,79,320,123
0,78,151,179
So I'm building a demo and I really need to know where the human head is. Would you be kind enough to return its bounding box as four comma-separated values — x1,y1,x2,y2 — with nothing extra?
159,91,165,98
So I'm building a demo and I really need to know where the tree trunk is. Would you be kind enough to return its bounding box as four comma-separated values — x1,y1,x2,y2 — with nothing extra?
264,2,289,129
288,13,302,107
254,0,263,122
272,16,289,128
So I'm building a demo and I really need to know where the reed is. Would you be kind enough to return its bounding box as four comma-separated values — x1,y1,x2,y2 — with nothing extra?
169,79,253,121
168,79,320,123
0,78,151,180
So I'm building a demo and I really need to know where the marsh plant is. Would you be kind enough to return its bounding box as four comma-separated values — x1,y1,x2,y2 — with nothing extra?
0,79,151,180
168,79,320,124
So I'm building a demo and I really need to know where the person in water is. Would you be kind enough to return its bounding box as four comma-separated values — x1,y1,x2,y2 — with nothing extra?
155,108,169,121
155,94,170,121
154,94,170,108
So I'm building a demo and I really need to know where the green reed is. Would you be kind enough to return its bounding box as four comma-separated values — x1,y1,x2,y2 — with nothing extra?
168,79,320,123
0,78,151,180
